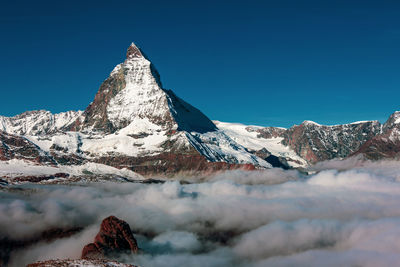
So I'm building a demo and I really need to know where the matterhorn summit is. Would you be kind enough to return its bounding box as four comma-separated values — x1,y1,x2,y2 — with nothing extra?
72,42,219,136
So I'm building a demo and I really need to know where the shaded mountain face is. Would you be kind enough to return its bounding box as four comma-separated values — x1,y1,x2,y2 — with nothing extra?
352,112,400,160
281,120,382,163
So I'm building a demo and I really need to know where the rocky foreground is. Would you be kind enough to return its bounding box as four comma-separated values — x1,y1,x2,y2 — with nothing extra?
27,259,136,267
27,216,139,267
82,216,138,259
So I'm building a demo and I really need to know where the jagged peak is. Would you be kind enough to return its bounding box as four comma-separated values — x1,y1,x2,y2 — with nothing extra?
391,111,400,121
385,111,400,127
126,42,143,59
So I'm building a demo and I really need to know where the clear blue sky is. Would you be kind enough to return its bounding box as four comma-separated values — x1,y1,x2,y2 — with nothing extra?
1,0,399,128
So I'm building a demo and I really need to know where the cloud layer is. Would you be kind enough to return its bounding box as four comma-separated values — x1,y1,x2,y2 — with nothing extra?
2,159,400,266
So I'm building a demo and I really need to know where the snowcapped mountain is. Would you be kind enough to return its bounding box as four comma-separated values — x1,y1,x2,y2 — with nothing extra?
0,43,270,178
214,121,307,168
215,117,397,167
0,42,399,180
0,110,82,136
281,120,382,163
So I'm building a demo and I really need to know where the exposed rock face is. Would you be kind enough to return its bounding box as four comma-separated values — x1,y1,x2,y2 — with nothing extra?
82,216,138,259
353,112,400,160
383,111,400,132
281,120,382,163
215,118,393,167
0,131,54,164
27,259,137,267
254,148,290,169
246,126,286,139
94,151,256,176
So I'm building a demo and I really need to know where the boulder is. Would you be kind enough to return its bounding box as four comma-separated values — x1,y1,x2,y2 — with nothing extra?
81,216,138,259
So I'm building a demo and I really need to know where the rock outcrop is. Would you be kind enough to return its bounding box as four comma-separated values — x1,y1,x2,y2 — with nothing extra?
0,42,270,176
0,131,55,164
215,118,393,167
281,120,382,163
0,110,82,136
27,259,137,267
82,216,138,259
352,111,400,160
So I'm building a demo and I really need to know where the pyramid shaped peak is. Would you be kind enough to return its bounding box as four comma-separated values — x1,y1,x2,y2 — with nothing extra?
126,42,143,59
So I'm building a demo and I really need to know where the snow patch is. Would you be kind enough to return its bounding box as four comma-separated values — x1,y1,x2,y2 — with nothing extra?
0,159,142,180
215,121,308,168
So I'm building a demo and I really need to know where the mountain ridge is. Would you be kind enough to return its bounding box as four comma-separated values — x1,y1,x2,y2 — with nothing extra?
0,43,270,178
0,42,399,179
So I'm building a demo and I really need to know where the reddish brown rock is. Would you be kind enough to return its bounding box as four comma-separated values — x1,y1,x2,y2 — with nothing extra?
281,121,381,164
94,151,256,177
82,216,138,259
0,130,55,165
352,129,400,160
27,259,137,267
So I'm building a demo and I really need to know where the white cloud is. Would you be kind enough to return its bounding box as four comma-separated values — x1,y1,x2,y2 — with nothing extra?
2,159,400,266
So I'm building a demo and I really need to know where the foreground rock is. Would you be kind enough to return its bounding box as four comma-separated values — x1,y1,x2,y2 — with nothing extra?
82,216,138,259
27,259,137,267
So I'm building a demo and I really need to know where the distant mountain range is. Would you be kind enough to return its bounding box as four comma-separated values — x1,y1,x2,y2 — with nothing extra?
1,43,399,180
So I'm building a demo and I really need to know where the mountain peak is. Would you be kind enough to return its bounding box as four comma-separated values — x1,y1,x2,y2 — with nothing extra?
383,111,400,131
126,42,143,59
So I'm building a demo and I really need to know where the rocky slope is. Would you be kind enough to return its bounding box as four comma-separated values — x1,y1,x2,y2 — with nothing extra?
0,110,82,136
281,120,382,163
82,216,138,259
27,259,137,267
214,121,307,168
216,115,400,167
352,111,400,160
0,131,54,164
26,216,139,267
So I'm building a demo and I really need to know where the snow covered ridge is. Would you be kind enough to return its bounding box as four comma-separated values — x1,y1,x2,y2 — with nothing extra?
0,110,83,136
214,121,307,168
215,114,400,166
0,159,143,184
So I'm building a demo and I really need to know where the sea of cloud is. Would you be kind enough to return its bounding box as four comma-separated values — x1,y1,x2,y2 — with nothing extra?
2,158,400,266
